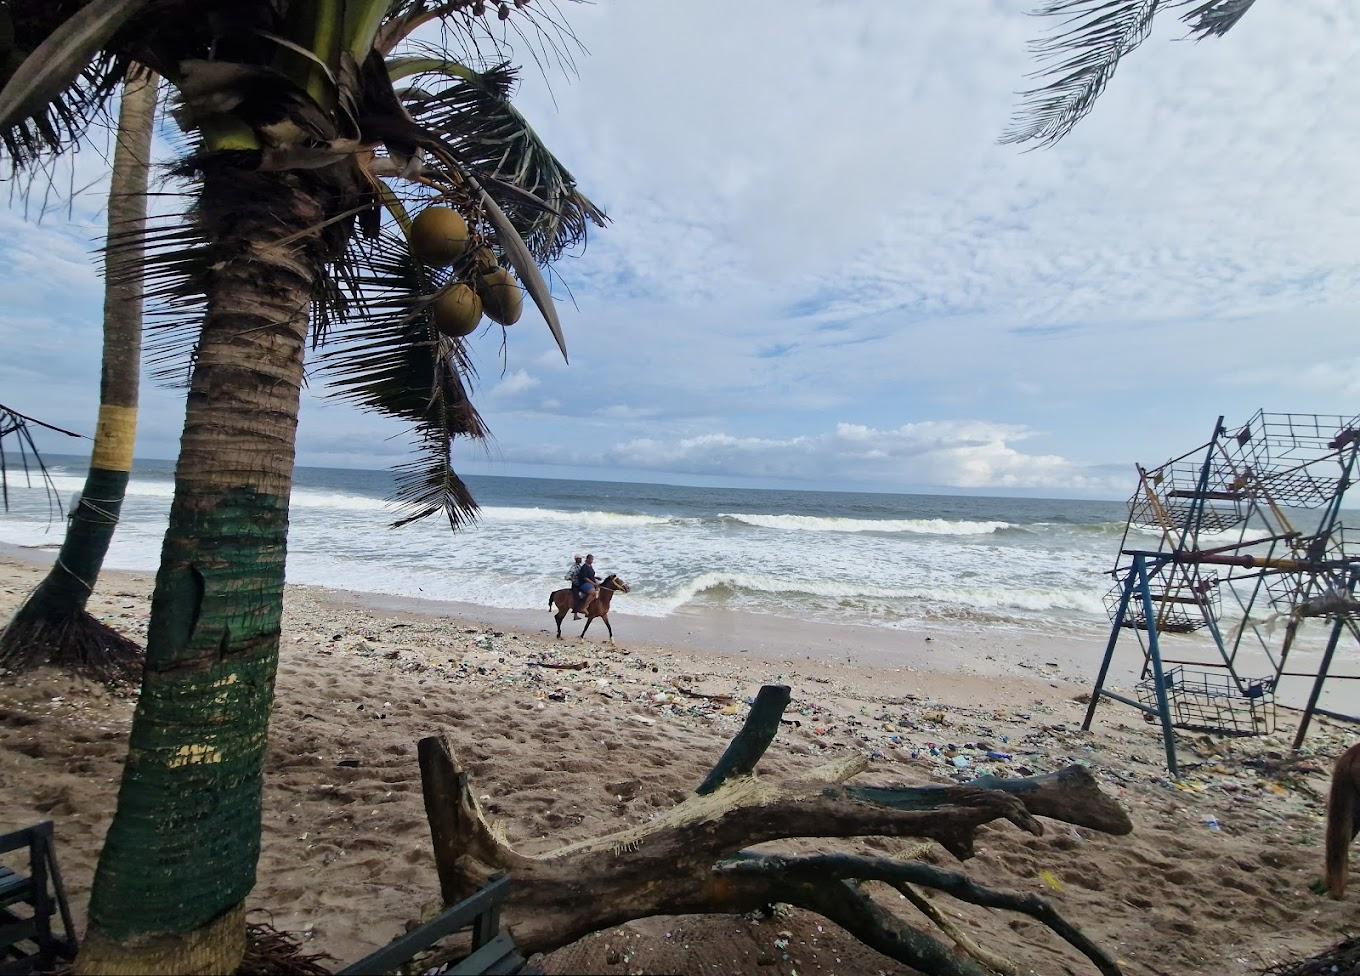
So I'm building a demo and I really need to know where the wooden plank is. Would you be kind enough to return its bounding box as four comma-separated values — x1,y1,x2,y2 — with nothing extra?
336,877,512,975
448,933,516,975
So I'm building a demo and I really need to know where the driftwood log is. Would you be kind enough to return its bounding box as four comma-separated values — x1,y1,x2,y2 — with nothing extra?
418,684,1133,976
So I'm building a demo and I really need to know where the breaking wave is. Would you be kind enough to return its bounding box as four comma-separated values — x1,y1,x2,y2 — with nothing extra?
719,513,1011,536
477,506,673,529
4,464,1157,637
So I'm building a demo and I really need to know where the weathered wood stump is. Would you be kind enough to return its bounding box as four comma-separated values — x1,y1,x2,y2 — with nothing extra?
418,684,1132,976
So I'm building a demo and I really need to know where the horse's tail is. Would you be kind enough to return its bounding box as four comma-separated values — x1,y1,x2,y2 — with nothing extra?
1325,744,1360,898
548,592,555,609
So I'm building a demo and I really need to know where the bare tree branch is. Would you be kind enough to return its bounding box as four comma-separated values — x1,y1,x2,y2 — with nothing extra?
718,852,1122,976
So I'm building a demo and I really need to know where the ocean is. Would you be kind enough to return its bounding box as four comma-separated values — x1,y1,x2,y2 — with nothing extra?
0,457,1147,637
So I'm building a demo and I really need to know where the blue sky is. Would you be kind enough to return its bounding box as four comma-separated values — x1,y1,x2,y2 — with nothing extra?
2,1,1357,498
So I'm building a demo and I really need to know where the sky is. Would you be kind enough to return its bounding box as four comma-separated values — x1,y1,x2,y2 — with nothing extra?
2,0,1358,498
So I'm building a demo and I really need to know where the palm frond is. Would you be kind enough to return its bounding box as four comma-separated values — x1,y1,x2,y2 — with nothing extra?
473,178,567,360
127,203,213,384
1002,0,1164,149
391,438,478,529
0,404,83,515
404,59,606,261
378,0,588,85
317,226,487,527
1179,0,1257,39
0,0,138,165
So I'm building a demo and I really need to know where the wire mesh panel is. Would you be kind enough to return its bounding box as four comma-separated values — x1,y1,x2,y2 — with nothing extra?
1224,411,1360,509
1136,668,1275,736
1106,569,1220,633
1127,460,1253,535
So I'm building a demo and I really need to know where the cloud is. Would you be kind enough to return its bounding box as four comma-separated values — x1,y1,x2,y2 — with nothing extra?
1228,356,1360,400
488,369,540,398
597,404,661,420
504,418,1119,493
7,2,1359,496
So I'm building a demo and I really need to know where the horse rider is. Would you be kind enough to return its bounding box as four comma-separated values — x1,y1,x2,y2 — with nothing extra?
566,554,584,619
575,553,600,616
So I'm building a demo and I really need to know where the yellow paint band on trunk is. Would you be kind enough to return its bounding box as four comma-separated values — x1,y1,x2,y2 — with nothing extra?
90,404,138,472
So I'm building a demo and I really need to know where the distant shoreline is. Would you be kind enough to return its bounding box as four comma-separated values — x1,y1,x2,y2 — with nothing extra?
0,541,1208,705
4,536,1353,717
6,452,1135,504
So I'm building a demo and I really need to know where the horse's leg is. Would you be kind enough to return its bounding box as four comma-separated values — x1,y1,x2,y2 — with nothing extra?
554,601,566,639
580,615,593,639
604,614,613,642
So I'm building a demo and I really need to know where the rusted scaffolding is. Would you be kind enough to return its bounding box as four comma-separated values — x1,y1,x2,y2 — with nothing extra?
1084,411,1360,776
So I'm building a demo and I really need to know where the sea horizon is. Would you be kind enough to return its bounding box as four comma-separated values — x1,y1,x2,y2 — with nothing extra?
9,450,1138,503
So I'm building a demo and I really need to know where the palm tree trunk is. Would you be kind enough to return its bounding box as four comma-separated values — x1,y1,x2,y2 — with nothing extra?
75,166,327,976
0,67,157,680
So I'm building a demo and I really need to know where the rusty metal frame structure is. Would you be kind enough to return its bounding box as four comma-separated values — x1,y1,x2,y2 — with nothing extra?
1083,411,1360,775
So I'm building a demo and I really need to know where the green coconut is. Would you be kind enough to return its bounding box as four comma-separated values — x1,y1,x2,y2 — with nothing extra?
433,284,483,338
475,267,523,326
470,246,499,272
411,207,470,267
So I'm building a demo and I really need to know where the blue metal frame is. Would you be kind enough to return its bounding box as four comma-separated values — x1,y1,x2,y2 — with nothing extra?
1083,554,1179,778
1089,415,1360,773
1291,568,1360,750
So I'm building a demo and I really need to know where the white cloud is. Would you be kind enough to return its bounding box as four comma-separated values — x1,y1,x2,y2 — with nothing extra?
531,419,1118,492
488,369,540,398
1229,356,1360,399
597,404,661,420
521,1,1360,329
7,2,1359,493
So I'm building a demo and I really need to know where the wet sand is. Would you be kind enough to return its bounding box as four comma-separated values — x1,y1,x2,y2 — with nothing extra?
2,550,1357,976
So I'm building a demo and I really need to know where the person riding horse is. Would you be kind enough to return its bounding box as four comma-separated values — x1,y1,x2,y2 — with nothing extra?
566,554,584,619
575,553,599,616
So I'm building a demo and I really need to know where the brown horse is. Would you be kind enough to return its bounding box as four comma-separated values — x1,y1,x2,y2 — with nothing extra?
1324,742,1360,898
549,574,630,640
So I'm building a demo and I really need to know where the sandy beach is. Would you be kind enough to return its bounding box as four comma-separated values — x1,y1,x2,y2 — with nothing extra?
1,547,1356,976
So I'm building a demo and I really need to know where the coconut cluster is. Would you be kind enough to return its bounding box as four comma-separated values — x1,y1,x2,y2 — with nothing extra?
410,206,525,338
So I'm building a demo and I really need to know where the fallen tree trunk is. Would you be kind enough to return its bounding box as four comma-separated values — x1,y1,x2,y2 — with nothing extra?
418,683,1131,975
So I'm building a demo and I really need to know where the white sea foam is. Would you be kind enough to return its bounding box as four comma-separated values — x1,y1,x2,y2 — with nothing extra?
720,513,1011,536
476,506,672,529
621,570,1107,620
41,473,393,512
42,473,176,499
0,468,1165,635
633,571,917,613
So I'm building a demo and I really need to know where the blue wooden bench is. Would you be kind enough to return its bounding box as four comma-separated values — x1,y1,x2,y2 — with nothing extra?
0,822,77,975
338,875,528,975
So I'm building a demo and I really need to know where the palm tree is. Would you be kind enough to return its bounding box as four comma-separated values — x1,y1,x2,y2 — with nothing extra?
0,3,602,972
1003,0,1260,148
0,66,157,683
